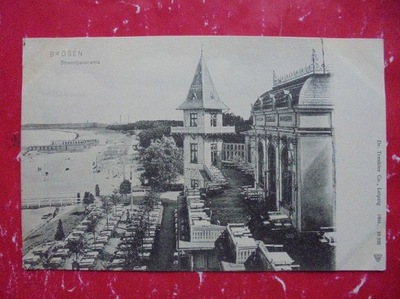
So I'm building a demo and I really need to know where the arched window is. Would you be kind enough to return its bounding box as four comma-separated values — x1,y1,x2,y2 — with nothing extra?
247,142,251,163
258,142,264,187
267,142,276,208
281,142,293,208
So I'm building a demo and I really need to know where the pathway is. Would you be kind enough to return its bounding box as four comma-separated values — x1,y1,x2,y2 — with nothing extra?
148,199,177,271
210,168,254,225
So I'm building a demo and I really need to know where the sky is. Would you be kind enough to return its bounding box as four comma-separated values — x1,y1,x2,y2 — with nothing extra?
22,36,330,124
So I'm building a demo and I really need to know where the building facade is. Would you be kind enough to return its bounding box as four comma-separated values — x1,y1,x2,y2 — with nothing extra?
171,52,235,189
244,54,336,232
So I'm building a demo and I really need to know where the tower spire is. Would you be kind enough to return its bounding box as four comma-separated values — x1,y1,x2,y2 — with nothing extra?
177,50,228,111
321,38,326,74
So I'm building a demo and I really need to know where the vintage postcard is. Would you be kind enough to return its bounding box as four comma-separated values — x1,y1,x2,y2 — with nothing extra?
21,36,386,271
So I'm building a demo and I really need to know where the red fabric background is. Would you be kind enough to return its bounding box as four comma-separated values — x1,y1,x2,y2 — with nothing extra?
0,1,399,298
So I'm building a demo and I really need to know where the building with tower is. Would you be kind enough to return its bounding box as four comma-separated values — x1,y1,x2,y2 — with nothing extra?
171,51,235,189
172,51,236,271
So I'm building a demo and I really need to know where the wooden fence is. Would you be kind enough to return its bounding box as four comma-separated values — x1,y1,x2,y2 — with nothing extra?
22,197,79,209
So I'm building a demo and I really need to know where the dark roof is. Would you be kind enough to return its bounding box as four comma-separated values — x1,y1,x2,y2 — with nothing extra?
253,73,332,111
177,53,228,111
199,170,212,182
298,75,331,106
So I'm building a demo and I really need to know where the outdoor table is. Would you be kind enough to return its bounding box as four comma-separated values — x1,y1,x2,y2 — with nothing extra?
94,239,108,246
113,251,128,258
23,255,40,265
141,244,152,251
96,236,109,244
48,257,64,268
90,243,104,251
100,230,112,237
66,235,81,242
143,237,154,244
84,251,99,259
32,245,51,256
120,237,135,243
79,258,95,268
123,231,136,237
53,248,70,258
140,252,150,259
117,244,131,251
75,225,87,231
145,231,155,237
71,230,85,237
110,259,125,266
53,240,68,249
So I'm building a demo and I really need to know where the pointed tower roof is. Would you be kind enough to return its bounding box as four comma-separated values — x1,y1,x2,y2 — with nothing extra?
177,51,228,111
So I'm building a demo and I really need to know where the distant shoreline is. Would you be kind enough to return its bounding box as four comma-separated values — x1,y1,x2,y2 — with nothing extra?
57,130,79,140
22,129,82,148
22,122,108,130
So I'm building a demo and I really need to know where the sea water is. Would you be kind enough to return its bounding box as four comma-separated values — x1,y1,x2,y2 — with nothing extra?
22,129,77,146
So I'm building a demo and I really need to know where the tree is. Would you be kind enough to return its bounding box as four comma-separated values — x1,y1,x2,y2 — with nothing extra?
124,217,147,270
222,113,253,143
143,190,160,212
95,184,100,196
83,191,90,205
124,242,141,270
101,190,119,229
110,189,121,212
67,238,84,262
139,136,183,191
138,125,170,148
119,180,131,196
126,209,131,223
101,196,112,230
87,216,99,243
54,219,65,241
83,191,95,209
138,125,183,148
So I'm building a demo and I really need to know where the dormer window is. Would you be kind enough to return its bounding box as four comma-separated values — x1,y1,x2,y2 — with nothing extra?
210,113,217,127
190,113,197,127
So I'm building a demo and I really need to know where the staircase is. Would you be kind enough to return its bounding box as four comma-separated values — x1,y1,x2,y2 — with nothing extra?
208,165,229,187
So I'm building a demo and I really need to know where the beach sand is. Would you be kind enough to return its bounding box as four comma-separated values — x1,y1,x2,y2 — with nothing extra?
22,129,141,245
22,129,140,200
22,128,183,257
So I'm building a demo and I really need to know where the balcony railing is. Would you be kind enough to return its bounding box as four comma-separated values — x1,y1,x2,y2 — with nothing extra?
171,126,235,135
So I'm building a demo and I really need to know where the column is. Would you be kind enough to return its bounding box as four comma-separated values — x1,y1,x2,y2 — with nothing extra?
274,135,281,211
290,136,300,230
